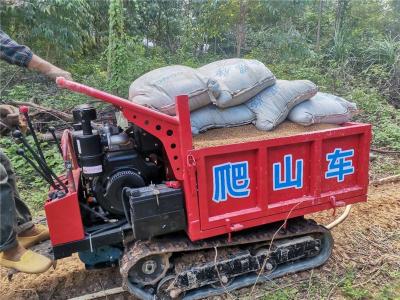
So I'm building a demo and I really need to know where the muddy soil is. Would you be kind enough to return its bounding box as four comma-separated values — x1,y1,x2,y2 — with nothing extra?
1,181,399,300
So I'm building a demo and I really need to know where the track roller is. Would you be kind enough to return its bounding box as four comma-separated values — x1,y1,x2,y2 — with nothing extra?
128,253,171,286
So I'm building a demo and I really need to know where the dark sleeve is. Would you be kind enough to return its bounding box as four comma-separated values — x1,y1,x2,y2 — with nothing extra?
0,30,33,67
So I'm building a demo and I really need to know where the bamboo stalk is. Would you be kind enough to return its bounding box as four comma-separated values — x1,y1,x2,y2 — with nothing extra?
67,287,125,300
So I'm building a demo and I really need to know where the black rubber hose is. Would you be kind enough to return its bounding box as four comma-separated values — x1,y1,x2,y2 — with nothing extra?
79,202,110,222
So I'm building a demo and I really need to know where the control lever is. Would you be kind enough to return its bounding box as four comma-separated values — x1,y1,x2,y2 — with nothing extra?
13,130,69,193
13,130,52,182
16,149,57,189
19,106,46,162
48,126,62,156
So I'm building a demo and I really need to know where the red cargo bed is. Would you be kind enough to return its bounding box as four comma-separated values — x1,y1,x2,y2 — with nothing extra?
56,79,372,243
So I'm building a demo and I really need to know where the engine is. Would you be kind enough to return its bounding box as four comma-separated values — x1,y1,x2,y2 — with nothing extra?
71,104,163,218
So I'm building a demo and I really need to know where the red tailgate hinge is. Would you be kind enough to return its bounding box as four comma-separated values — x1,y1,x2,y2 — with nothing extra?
330,195,346,216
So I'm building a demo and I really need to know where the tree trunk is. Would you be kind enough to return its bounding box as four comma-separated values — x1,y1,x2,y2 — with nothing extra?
236,0,247,57
316,0,323,52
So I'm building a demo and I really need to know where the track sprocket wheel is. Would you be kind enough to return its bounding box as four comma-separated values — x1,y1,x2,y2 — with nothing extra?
128,253,171,286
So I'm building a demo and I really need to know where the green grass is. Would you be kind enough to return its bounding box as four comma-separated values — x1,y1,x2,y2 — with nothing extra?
376,270,400,300
254,268,399,300
340,271,371,299
348,88,400,150
261,288,298,300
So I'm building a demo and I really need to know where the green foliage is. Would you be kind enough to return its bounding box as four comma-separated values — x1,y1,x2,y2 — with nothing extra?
126,0,184,52
376,267,400,299
348,88,400,150
1,0,399,70
365,36,400,69
106,0,129,94
330,27,349,62
0,0,104,63
6,84,33,100
247,26,314,63
378,284,400,300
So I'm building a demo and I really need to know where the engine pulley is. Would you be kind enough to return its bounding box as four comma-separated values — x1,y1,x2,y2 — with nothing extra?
95,169,145,215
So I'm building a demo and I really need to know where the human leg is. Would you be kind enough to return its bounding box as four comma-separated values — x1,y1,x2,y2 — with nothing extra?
0,150,33,233
0,150,52,273
0,156,18,252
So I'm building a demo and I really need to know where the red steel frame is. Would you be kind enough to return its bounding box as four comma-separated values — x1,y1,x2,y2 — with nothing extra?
53,78,371,244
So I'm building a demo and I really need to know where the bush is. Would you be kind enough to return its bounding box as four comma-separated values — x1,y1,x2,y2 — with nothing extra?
348,88,400,150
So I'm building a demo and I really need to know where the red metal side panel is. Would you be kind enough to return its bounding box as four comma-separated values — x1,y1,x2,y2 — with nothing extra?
267,142,312,206
197,149,263,230
44,170,84,246
185,123,371,241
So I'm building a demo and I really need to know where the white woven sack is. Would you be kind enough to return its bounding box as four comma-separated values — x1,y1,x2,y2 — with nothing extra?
246,80,318,131
128,65,219,115
190,104,255,135
198,58,276,108
288,92,357,126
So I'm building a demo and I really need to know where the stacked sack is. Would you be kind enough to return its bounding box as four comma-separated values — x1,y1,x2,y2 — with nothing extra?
128,59,357,134
128,65,219,115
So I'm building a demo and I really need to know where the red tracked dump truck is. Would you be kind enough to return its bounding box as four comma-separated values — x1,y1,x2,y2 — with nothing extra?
33,78,370,299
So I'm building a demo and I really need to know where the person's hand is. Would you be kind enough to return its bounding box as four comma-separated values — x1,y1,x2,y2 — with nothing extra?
0,104,24,135
18,113,28,134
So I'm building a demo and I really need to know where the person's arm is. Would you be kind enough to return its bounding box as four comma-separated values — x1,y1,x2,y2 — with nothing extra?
0,30,72,80
27,54,72,80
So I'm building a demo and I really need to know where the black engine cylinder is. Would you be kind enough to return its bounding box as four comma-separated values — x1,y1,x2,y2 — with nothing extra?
76,134,103,176
73,105,103,177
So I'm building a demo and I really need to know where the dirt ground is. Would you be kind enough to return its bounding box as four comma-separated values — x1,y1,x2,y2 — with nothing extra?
1,180,399,300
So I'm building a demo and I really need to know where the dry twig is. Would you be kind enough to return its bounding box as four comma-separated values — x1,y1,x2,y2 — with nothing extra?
247,201,303,298
6,99,73,122
370,174,400,186
306,269,314,299
371,147,400,154
326,276,346,300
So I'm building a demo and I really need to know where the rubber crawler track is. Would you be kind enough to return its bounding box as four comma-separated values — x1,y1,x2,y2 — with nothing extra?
120,217,333,299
